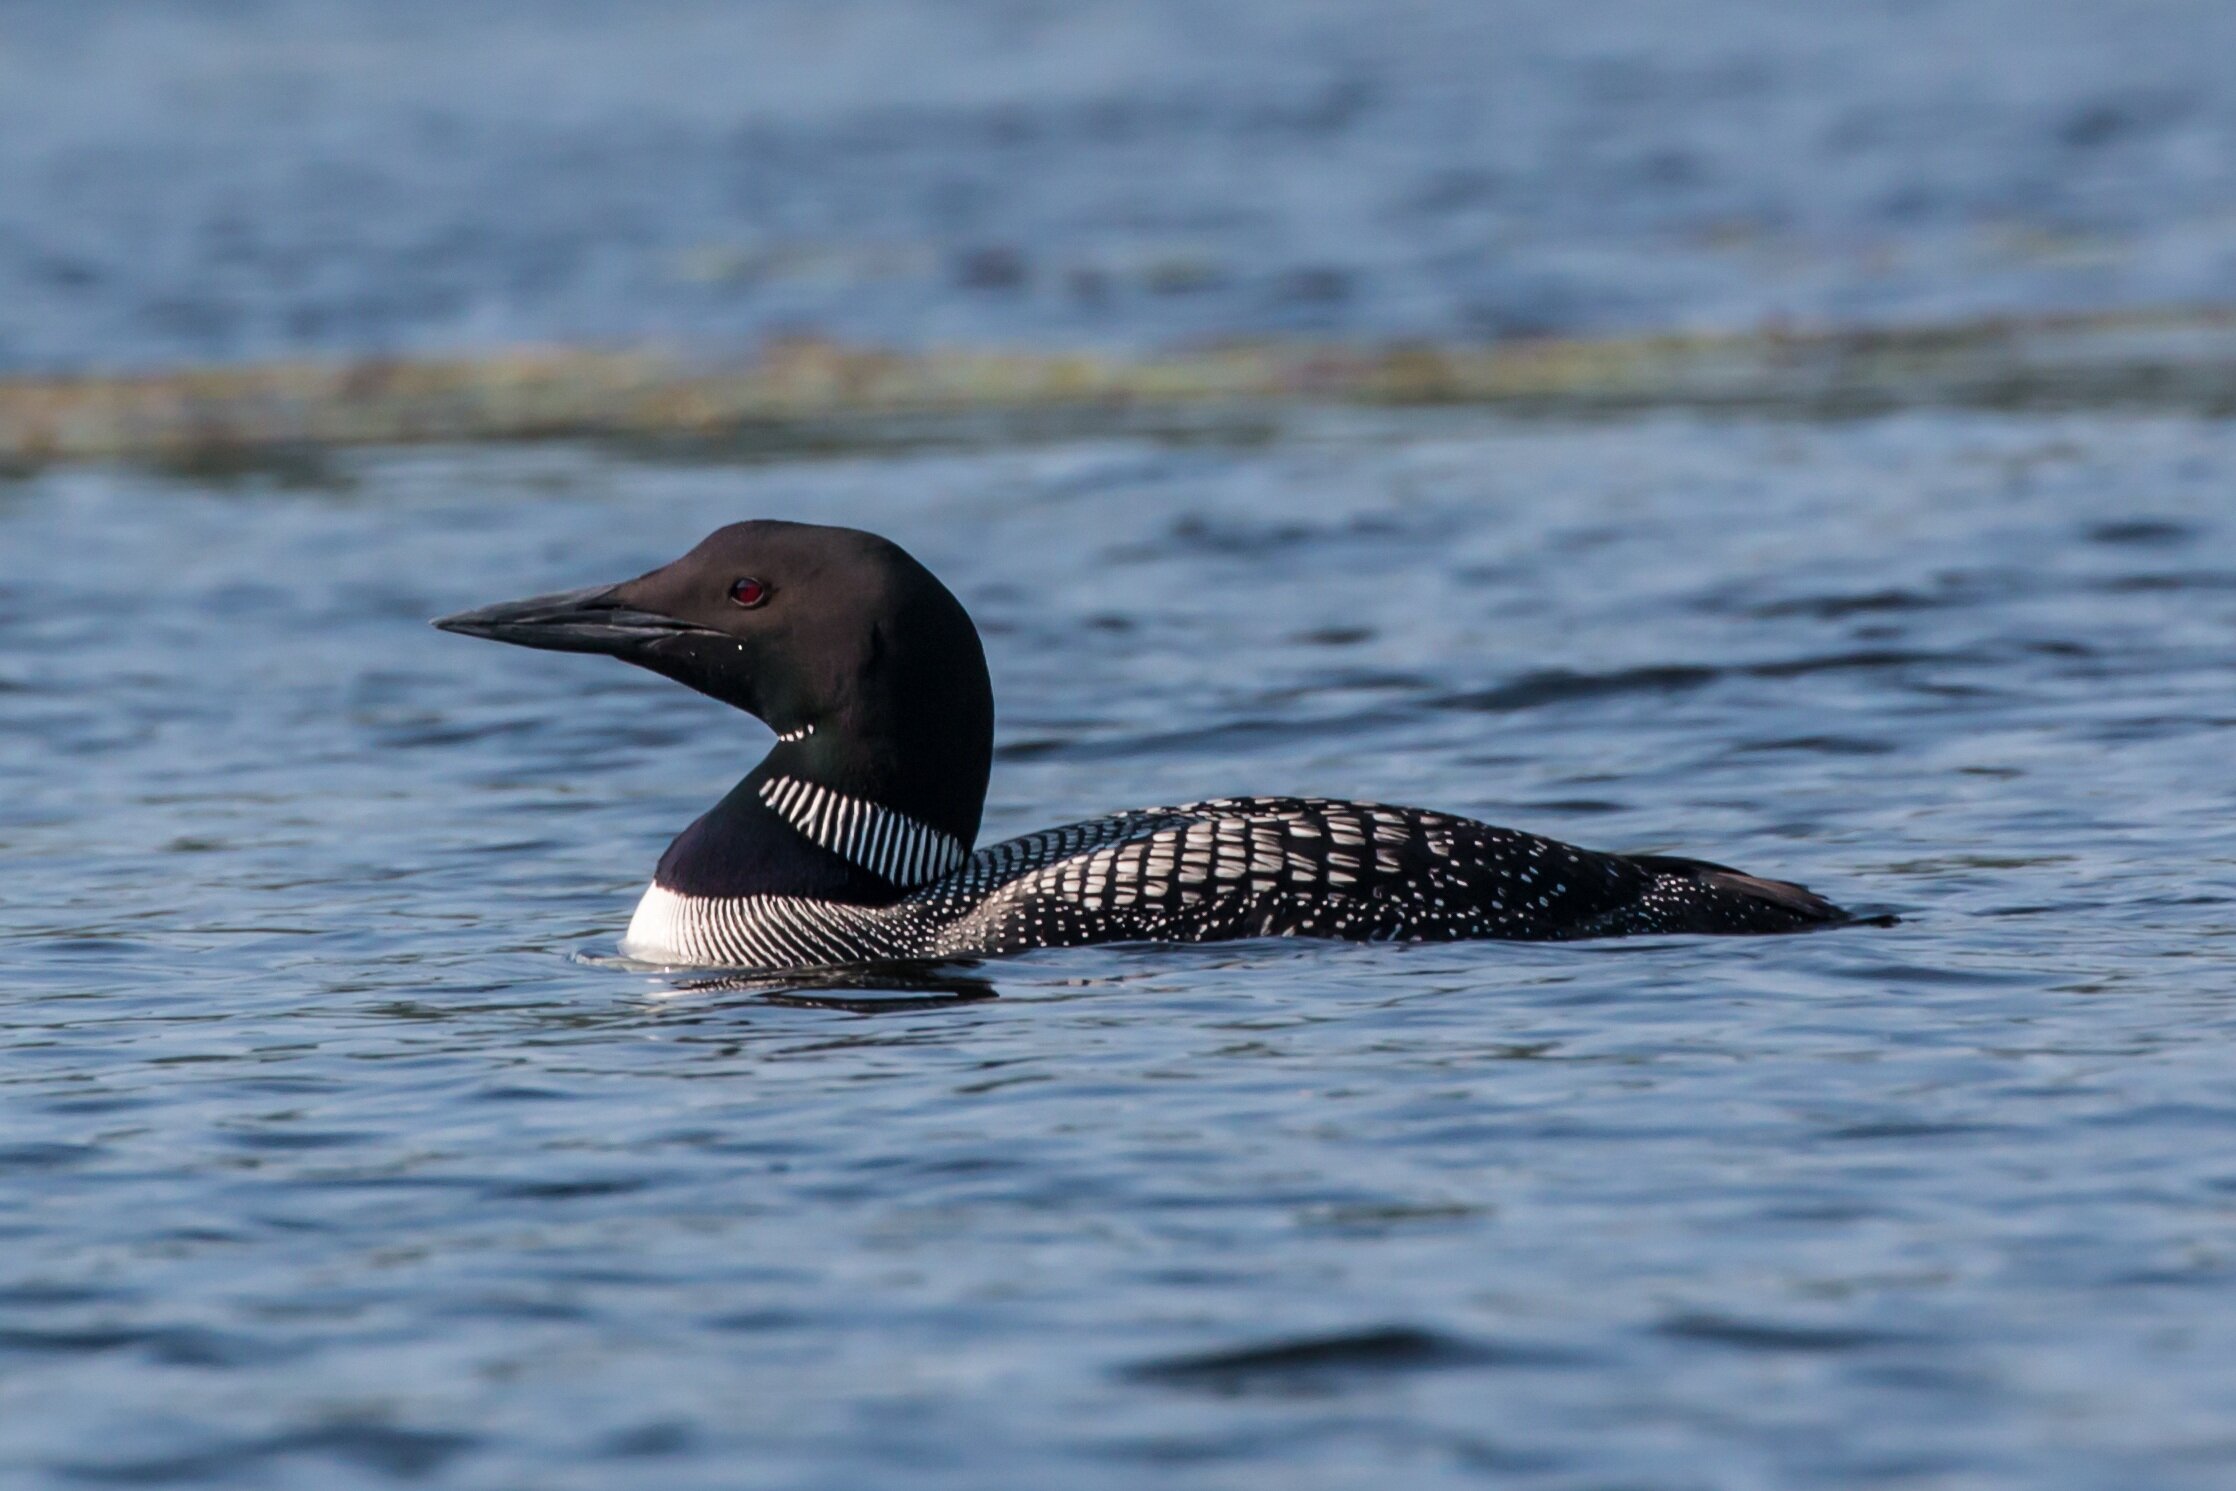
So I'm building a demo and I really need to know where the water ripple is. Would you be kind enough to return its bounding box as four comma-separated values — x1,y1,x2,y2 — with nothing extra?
5,413,2236,1488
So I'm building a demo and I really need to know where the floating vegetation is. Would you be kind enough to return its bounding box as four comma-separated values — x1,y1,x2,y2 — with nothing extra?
4,307,2234,469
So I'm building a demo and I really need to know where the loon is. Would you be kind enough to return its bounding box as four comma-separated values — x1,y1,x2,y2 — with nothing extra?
435,521,1862,970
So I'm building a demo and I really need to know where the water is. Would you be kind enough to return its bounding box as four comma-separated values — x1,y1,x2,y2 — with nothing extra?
7,0,2236,370
5,409,2235,1487
10,1,2236,1482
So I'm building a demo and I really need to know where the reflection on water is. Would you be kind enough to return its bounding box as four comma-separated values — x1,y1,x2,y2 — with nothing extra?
4,408,2236,1488
659,963,1005,1014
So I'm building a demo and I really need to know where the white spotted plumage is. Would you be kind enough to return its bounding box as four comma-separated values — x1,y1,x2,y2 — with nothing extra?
620,795,1837,970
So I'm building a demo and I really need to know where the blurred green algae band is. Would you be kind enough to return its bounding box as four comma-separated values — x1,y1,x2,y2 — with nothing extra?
7,306,2236,471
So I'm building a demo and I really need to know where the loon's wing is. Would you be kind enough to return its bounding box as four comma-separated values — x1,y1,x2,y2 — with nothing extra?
1590,853,1851,934
910,797,1847,958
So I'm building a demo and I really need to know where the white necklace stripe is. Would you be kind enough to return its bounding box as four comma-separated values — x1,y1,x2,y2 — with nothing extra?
875,809,903,880
756,775,966,887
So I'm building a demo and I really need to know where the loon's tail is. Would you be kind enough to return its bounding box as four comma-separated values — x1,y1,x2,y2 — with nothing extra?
1622,854,1877,935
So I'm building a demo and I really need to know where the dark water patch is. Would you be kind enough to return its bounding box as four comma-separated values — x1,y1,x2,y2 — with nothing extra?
1735,586,1971,620
1747,648,1956,679
1851,1361,2006,1396
0,1282,125,1310
1289,625,1376,647
57,1423,479,1486
1020,710,1415,762
2087,519,2198,547
994,736,1077,761
1295,1200,1485,1232
1731,735,1898,756
704,1308,810,1333
739,987,999,1014
1654,1313,1912,1355
1255,669,1438,703
222,1128,378,1153
666,964,1001,1010
597,1421,699,1459
450,1295,594,1323
481,1176,653,1202
38,937,162,957
0,1324,297,1369
0,1142,102,1172
1756,1201,1887,1224
1432,664,1720,713
2110,1263,2236,1289
1124,1326,1566,1391
1432,649,1957,714
1828,958,2042,990
374,717,546,750
1107,513,1377,565
2094,570,2236,594
1819,1120,2008,1141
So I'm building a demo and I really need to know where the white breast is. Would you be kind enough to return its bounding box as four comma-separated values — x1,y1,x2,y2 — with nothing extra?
618,881,924,970
620,882,698,963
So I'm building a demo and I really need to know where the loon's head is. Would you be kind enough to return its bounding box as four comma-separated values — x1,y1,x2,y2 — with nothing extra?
435,520,994,844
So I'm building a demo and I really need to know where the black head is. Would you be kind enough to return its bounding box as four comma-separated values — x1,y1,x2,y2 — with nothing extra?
435,521,995,840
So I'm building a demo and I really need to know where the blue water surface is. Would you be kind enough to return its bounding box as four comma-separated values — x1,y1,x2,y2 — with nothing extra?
6,0,2236,368
4,409,2235,1487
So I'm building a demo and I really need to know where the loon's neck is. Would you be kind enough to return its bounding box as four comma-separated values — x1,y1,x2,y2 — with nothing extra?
651,697,992,904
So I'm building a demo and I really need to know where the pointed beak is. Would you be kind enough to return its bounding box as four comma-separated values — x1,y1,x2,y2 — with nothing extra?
432,583,709,656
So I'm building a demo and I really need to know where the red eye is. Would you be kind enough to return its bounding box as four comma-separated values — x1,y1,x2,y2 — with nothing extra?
728,577,769,609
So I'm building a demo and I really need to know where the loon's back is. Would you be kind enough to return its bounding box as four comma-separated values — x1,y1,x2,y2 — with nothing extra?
622,797,1848,970
436,519,1870,973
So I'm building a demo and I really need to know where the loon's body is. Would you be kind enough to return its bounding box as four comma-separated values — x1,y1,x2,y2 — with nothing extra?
436,521,1858,971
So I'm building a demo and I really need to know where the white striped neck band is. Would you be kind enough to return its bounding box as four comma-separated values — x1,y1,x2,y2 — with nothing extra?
756,775,967,887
